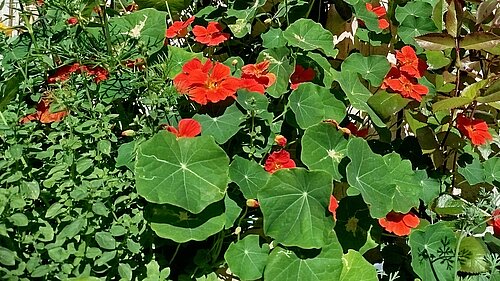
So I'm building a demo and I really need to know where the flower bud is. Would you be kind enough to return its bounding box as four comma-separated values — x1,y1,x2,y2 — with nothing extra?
246,199,260,208
67,17,78,25
231,59,238,66
264,18,272,25
274,135,287,147
121,129,136,137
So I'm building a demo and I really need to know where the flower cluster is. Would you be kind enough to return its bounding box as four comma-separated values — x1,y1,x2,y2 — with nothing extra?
48,63,108,84
366,3,389,29
174,58,275,105
456,113,492,146
166,18,230,47
378,211,420,236
382,46,428,101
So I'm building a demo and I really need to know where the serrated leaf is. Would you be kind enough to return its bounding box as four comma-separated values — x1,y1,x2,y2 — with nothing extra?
339,250,378,281
301,123,349,181
258,168,335,248
193,104,244,144
136,131,229,214
224,235,270,280
341,53,390,87
229,156,270,199
283,19,338,57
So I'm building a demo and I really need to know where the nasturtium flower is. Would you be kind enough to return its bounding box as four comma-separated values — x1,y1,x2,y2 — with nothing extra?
274,135,287,147
290,65,316,90
329,195,339,221
456,113,492,146
365,3,390,29
378,211,420,236
48,63,108,84
385,72,428,101
345,122,369,138
20,98,68,124
396,46,427,78
264,150,296,173
166,16,195,39
381,66,400,90
240,60,276,94
491,209,500,237
173,58,241,105
67,17,78,25
165,118,201,138
192,22,230,46
85,66,109,83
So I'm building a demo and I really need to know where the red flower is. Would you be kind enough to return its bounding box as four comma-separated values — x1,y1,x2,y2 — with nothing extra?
192,22,230,46
240,60,276,94
381,66,400,90
239,78,267,94
274,135,287,147
290,65,316,90
378,211,420,236
166,16,195,39
396,46,427,78
491,209,500,237
67,17,78,25
48,63,82,83
345,122,369,138
85,66,109,83
20,98,68,124
385,73,428,101
165,118,201,138
173,58,241,105
264,150,296,173
329,195,339,220
456,113,492,146
365,3,389,29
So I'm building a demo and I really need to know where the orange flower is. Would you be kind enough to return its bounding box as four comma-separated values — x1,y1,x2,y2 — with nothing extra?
381,66,400,90
329,195,339,221
47,63,82,83
240,60,276,94
165,118,201,138
456,113,492,146
378,211,420,236
173,58,241,105
85,66,109,83
166,16,195,39
290,65,315,90
20,98,68,124
345,122,369,138
365,3,389,29
396,46,427,78
385,72,428,101
264,150,296,173
192,22,230,46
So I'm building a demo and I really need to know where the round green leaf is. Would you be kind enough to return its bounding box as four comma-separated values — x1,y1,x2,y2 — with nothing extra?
264,233,343,281
9,213,29,227
147,203,225,243
193,104,244,144
283,19,338,58
224,235,270,280
262,28,287,49
95,231,116,250
236,90,269,112
301,123,349,181
136,131,229,214
341,53,390,87
224,195,242,229
409,222,457,281
339,250,378,281
166,46,204,79
258,168,335,248
395,2,433,23
229,156,270,199
398,16,438,46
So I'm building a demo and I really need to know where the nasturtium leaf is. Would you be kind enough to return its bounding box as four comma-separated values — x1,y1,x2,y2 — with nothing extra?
193,104,244,144
483,157,500,183
258,48,294,98
346,138,422,218
95,232,116,250
288,82,346,129
227,10,252,38
229,156,270,199
262,28,287,48
367,91,410,120
344,0,382,32
341,53,390,87
415,170,441,206
166,46,204,79
395,1,433,24
135,0,189,12
236,90,269,112
146,202,225,243
409,222,457,281
109,9,167,55
459,237,489,273
224,195,242,229
458,158,485,185
136,131,229,214
258,168,335,248
283,19,338,58
336,70,386,128
425,50,451,69
432,96,473,112
224,235,270,280
433,194,464,215
398,16,438,46
339,250,378,281
301,123,349,181
116,140,138,171
264,233,343,281
0,246,15,266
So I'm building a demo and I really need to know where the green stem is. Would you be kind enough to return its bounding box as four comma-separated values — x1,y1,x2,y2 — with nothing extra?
100,5,113,56
169,243,181,265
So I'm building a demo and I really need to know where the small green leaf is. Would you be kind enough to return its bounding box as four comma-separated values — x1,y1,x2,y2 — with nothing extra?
461,79,490,100
224,235,270,280
9,213,29,227
57,218,86,240
283,19,338,57
432,97,473,112
342,53,390,87
0,246,16,266
368,91,410,120
229,156,269,199
118,263,133,281
258,48,294,98
236,90,269,112
395,2,433,24
458,158,485,185
425,50,451,69
262,28,287,48
95,231,116,250
459,237,489,273
339,250,378,281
